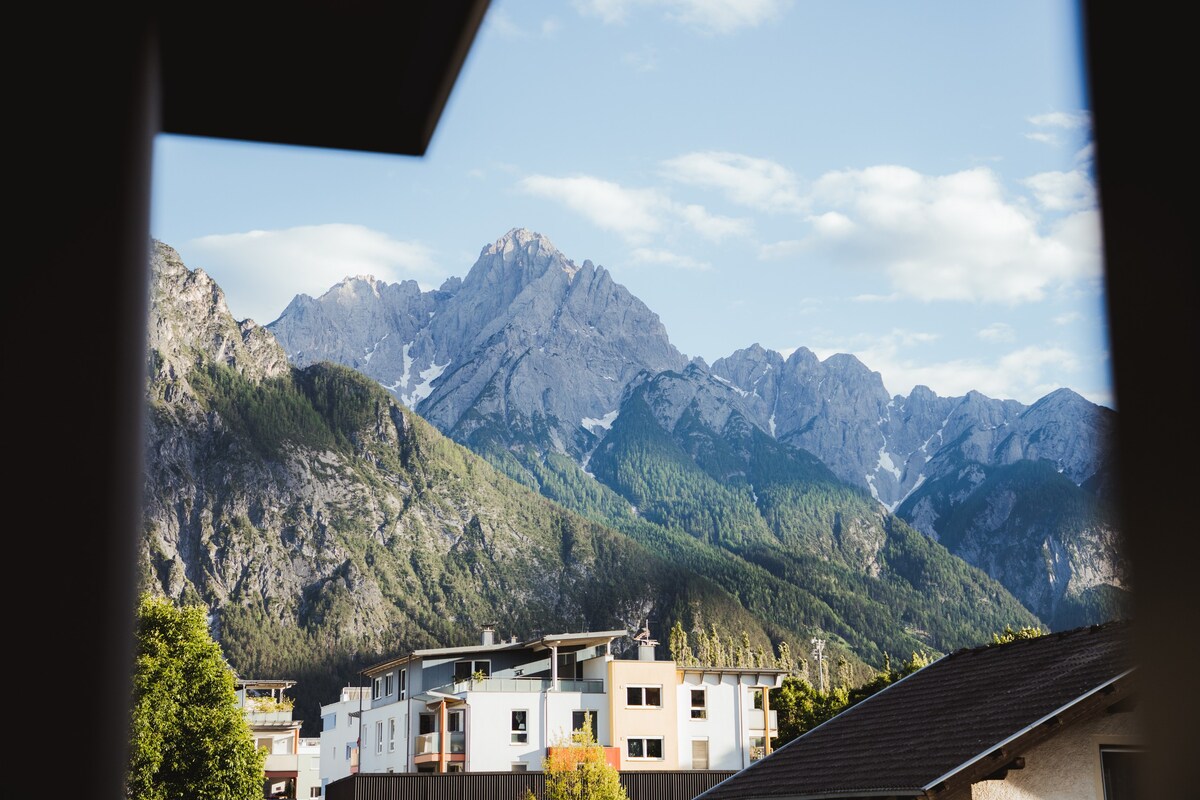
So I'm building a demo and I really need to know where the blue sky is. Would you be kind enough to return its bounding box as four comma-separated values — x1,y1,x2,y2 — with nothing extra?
152,0,1110,408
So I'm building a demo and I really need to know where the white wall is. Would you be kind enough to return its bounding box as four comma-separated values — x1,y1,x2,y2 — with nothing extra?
676,674,748,770
463,689,609,771
319,691,367,793
971,708,1140,800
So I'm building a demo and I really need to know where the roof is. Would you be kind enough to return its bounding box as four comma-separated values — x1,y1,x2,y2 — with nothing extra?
698,621,1136,800
362,629,630,675
156,1,491,156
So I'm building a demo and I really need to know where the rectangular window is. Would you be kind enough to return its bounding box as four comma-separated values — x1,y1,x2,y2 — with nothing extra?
375,721,384,755
447,709,464,733
345,743,353,761
310,789,322,798
454,659,492,681
627,737,664,759
512,762,528,772
383,672,394,696
749,736,766,762
690,688,707,719
692,739,709,770
388,717,396,752
572,709,599,737
419,713,436,734
372,676,382,699
626,685,662,707
1101,746,1142,800
400,668,407,700
511,709,528,744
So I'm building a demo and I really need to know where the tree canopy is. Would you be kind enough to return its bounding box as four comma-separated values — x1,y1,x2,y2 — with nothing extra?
127,593,265,800
538,717,628,800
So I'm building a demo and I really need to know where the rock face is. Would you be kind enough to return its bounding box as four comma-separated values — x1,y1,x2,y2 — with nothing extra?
142,239,778,734
265,228,1128,632
270,228,688,460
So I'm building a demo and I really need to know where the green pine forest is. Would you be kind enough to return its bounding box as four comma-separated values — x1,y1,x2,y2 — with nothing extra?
143,343,1041,738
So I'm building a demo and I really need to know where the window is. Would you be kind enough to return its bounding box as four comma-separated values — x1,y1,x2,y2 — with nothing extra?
322,712,336,730
511,710,528,744
627,737,664,759
400,668,406,700
448,709,464,732
749,735,766,762
573,709,599,737
383,671,394,696
626,685,662,707
690,688,707,719
692,739,709,770
1100,746,1142,800
345,743,353,761
375,721,384,755
454,659,491,681
372,676,383,699
310,789,322,798
419,713,436,734
387,717,396,752
512,762,528,772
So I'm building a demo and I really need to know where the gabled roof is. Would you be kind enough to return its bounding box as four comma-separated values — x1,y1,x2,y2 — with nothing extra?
698,621,1136,800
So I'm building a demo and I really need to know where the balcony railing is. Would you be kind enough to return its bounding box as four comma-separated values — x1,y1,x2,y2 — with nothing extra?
747,709,779,732
414,732,466,755
446,677,604,694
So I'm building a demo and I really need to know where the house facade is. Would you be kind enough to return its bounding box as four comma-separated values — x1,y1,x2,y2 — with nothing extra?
328,627,783,785
318,686,366,795
237,677,323,799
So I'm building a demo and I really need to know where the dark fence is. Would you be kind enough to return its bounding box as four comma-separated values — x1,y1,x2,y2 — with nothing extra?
326,770,737,800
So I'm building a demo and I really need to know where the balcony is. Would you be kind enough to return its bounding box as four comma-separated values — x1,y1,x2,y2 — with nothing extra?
447,677,604,694
414,731,466,755
747,708,779,732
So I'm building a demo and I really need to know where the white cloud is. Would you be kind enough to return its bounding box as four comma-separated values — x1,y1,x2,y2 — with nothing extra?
518,174,666,242
486,9,562,38
1022,169,1097,211
1023,131,1059,146
1028,111,1091,130
629,247,712,270
1053,311,1083,326
573,0,634,25
518,172,748,243
666,0,789,33
575,0,788,32
185,224,441,325
803,165,1103,303
977,323,1016,343
661,151,805,212
818,330,1085,403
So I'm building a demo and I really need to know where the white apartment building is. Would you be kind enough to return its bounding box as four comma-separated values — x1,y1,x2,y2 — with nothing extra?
325,626,783,787
318,686,367,796
236,677,323,799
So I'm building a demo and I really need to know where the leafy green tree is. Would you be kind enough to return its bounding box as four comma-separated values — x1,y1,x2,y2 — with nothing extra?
542,716,628,800
991,625,1046,644
127,593,265,800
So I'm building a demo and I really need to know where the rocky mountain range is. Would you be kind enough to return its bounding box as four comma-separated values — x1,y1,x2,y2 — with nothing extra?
141,237,1058,731
268,228,1129,631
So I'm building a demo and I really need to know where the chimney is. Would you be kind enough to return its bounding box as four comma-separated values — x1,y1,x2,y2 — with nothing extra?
633,620,658,661
481,626,496,646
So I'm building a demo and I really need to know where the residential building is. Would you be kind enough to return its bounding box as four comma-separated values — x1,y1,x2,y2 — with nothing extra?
696,621,1140,800
237,677,322,799
319,686,367,796
340,626,783,783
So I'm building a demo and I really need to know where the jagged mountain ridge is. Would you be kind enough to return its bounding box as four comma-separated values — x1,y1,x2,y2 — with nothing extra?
142,240,794,734
266,228,1128,631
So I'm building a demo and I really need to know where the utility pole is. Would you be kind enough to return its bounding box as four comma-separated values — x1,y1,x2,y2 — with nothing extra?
811,637,826,693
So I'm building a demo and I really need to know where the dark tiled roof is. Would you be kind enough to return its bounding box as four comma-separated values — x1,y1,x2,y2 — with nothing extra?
699,621,1135,800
